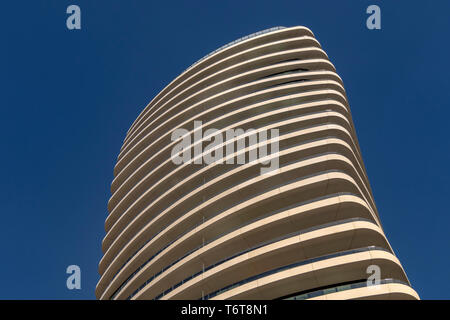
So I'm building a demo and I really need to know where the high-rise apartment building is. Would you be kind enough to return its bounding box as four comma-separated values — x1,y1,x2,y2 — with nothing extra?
96,26,419,300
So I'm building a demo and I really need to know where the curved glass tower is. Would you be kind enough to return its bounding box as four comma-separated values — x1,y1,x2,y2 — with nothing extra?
96,26,418,300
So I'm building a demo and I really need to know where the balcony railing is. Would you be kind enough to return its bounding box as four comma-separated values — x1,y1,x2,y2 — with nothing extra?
184,27,286,73
198,246,390,300
285,278,409,300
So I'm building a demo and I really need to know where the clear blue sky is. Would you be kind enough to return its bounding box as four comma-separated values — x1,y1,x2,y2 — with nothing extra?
1,0,449,299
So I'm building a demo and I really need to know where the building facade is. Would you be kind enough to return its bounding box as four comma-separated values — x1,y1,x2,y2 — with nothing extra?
96,26,419,300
